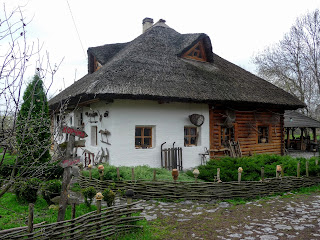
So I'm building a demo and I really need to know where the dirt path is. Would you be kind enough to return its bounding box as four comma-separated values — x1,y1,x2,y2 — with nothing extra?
138,192,320,240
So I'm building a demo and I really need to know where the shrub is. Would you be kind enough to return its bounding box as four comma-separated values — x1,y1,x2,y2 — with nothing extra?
42,179,62,205
81,186,96,207
43,163,64,180
15,178,41,203
102,188,115,207
194,155,320,182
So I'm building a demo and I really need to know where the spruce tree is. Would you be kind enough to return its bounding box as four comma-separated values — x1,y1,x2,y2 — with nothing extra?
16,74,51,165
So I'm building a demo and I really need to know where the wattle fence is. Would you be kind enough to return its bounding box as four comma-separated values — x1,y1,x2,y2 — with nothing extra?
78,175,320,201
0,201,143,240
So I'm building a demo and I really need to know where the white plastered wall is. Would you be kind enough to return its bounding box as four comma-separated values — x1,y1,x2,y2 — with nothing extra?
73,99,209,169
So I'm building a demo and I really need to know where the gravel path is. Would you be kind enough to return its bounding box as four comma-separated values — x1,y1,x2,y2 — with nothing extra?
136,192,320,240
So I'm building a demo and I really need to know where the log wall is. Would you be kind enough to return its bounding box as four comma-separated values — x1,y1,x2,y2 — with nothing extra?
209,108,285,157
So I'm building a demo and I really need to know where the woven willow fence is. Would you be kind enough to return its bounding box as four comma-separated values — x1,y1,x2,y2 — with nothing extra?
78,175,320,201
0,201,143,240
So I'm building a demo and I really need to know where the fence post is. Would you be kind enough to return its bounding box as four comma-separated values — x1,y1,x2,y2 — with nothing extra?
98,165,104,181
95,193,103,234
125,189,134,205
238,167,243,184
117,168,120,181
281,165,284,177
70,203,76,238
131,168,135,181
297,161,301,177
316,158,319,166
276,165,280,178
306,160,309,177
217,168,221,183
261,167,264,181
28,203,34,234
153,170,156,181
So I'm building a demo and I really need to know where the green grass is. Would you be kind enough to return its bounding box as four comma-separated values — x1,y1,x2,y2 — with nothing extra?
0,193,96,230
82,165,197,182
222,184,320,206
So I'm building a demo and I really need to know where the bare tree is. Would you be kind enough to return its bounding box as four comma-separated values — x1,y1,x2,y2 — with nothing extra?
254,9,320,118
0,3,64,198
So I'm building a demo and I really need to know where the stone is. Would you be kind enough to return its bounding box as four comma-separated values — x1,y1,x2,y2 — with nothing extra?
228,233,242,238
260,235,278,240
219,202,230,208
206,209,217,213
274,224,292,230
177,218,190,222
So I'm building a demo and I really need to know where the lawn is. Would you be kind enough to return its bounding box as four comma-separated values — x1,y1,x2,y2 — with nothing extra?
82,164,198,182
0,193,96,230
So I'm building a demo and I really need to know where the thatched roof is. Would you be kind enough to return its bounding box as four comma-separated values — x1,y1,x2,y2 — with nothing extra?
284,111,320,128
49,20,305,110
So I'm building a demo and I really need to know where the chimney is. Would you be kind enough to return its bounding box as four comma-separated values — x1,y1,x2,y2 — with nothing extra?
142,17,153,33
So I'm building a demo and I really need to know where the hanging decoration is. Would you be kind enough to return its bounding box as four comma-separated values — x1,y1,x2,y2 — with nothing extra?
189,114,205,127
223,109,236,128
99,129,111,145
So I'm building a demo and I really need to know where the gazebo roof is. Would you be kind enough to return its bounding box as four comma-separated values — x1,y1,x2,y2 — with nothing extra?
284,111,320,128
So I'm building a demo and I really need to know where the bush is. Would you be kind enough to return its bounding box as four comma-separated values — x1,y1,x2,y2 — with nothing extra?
192,155,320,182
102,188,115,207
15,178,41,203
41,179,62,205
81,186,96,207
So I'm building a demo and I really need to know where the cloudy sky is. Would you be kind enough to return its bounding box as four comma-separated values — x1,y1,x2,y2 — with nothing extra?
3,0,320,98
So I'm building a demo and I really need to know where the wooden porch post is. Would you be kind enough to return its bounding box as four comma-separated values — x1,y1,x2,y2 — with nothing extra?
286,127,290,149
300,128,305,151
312,128,317,143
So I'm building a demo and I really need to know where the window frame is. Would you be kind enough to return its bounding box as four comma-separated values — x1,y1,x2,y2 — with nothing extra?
257,125,271,144
218,123,238,148
135,126,153,149
220,126,235,147
184,126,198,147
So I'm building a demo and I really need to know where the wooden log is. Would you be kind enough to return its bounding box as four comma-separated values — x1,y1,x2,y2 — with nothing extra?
306,160,309,177
261,167,264,181
297,161,301,177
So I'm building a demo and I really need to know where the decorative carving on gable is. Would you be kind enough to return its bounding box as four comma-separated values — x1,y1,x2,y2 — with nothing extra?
182,40,207,62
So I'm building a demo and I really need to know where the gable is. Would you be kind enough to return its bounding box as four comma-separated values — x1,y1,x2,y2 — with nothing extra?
182,39,207,62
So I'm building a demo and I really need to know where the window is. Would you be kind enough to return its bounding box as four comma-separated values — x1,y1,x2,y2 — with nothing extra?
182,40,207,62
135,127,152,148
221,126,235,147
258,126,269,143
184,127,198,146
91,126,97,146
70,117,73,126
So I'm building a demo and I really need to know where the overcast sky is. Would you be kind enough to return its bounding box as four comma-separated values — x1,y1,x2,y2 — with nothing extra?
3,0,320,98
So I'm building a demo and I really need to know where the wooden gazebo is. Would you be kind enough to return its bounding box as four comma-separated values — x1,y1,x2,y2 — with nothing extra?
284,111,320,151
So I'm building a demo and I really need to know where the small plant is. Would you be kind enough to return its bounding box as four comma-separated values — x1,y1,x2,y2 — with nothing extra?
81,186,96,207
15,178,41,203
102,188,115,207
41,179,62,205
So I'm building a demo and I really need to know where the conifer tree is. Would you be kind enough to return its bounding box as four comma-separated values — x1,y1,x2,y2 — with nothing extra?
16,74,51,165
